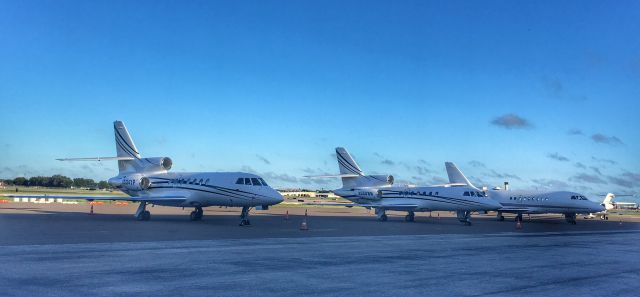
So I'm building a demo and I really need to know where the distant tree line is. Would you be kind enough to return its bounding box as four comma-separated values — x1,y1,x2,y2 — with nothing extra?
1,175,112,189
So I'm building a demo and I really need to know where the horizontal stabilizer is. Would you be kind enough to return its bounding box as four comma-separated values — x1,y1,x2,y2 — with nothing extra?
304,174,361,178
5,194,187,202
56,157,136,161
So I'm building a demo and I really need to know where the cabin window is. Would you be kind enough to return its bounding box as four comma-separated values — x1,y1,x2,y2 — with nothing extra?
435,192,439,195
244,178,251,185
428,192,432,196
251,178,261,186
236,178,244,185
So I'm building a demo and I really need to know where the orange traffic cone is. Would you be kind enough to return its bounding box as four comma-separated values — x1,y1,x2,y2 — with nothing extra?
285,210,289,221
300,209,309,231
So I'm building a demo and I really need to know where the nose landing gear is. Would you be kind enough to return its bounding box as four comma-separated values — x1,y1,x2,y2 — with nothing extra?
239,206,251,226
405,211,415,222
375,208,388,221
190,206,203,221
457,211,472,225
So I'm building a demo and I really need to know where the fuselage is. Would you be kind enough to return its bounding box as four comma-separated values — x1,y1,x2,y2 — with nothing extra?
335,185,502,211
115,171,283,208
489,190,605,214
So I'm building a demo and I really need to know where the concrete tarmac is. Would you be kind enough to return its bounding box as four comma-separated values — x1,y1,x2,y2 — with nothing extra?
1,203,640,296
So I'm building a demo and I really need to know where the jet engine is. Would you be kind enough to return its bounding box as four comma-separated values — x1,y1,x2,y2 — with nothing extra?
108,174,151,191
369,175,394,185
141,157,173,172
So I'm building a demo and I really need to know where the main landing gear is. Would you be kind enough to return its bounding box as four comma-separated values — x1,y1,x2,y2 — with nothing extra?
496,211,505,221
190,206,203,221
457,211,472,226
514,213,523,223
375,208,388,221
239,206,251,226
405,211,415,222
565,213,577,225
135,202,151,221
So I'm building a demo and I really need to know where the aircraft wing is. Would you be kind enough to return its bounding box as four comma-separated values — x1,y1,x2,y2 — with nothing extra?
362,204,419,211
304,202,419,211
4,194,187,202
304,202,360,208
56,157,136,161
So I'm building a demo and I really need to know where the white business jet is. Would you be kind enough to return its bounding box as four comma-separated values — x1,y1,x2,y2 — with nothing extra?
8,121,283,226
307,147,501,225
445,165,605,224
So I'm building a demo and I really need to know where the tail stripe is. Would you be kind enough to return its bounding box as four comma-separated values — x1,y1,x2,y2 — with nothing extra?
337,153,362,176
115,136,138,159
114,125,140,155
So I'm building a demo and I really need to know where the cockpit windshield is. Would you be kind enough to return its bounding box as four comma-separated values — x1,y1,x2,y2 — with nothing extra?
235,177,269,187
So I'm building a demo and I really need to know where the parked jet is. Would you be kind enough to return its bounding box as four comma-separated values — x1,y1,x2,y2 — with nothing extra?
585,193,636,220
306,147,501,225
8,121,283,225
445,165,605,224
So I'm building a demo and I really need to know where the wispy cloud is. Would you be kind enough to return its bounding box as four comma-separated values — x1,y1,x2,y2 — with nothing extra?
567,128,583,135
486,169,521,181
606,172,640,189
590,166,602,175
570,173,606,184
531,178,570,189
574,162,586,169
608,176,632,188
547,152,570,162
381,159,395,166
591,133,624,145
256,154,271,165
490,113,533,130
542,77,588,101
468,160,486,168
592,156,617,165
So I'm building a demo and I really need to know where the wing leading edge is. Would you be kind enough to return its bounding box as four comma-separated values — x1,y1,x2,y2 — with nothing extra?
4,194,187,202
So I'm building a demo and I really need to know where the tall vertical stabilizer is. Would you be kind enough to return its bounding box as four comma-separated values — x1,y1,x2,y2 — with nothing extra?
114,121,141,173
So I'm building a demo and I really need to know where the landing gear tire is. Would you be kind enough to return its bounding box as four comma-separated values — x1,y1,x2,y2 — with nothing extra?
405,212,415,222
379,214,388,222
457,211,472,225
190,207,203,221
239,206,251,226
138,210,151,221
565,213,577,225
497,212,505,221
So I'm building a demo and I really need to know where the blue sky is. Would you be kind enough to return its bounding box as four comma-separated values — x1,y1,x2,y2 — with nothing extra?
1,0,639,199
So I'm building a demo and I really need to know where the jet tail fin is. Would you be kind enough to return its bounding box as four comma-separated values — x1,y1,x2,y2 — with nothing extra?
113,121,141,173
602,193,615,210
445,162,475,188
335,147,364,188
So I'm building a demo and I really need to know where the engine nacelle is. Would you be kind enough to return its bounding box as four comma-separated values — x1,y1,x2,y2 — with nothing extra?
141,157,173,172
108,174,151,191
370,175,394,185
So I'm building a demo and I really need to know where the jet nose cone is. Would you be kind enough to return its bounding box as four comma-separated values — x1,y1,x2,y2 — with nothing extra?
270,190,284,205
